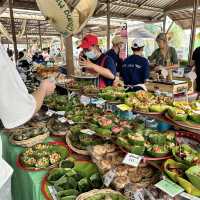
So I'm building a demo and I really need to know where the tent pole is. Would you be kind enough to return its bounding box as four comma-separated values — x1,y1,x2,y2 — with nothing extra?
25,32,29,50
189,0,198,65
9,0,18,62
163,13,167,33
107,0,111,50
38,21,42,50
65,36,74,76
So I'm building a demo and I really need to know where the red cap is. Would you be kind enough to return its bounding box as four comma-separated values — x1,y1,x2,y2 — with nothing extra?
79,34,98,49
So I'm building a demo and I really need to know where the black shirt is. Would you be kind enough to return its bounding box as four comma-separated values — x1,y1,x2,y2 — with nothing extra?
192,47,200,91
106,49,123,74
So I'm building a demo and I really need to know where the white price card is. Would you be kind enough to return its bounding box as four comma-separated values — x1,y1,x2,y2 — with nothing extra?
56,111,65,116
80,95,91,106
58,117,67,123
46,110,56,117
67,120,75,125
103,168,116,187
123,153,143,167
48,186,58,200
80,129,95,135
155,179,184,198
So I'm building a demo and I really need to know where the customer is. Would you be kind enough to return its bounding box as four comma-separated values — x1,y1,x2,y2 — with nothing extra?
79,34,116,88
0,44,55,129
149,33,178,70
106,36,124,75
122,39,149,92
192,47,200,96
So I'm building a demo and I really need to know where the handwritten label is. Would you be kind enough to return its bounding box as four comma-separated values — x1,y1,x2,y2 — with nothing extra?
123,153,143,167
48,186,58,200
58,117,67,123
80,95,91,106
155,179,184,198
80,129,95,135
46,110,56,117
103,168,116,187
56,111,65,116
117,104,132,111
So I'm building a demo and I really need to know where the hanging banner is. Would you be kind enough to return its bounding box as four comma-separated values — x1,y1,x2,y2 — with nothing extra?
120,22,128,60
17,19,27,38
0,22,13,43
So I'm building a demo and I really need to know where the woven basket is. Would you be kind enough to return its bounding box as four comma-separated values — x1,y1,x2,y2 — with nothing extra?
66,130,89,156
9,128,50,148
76,189,126,200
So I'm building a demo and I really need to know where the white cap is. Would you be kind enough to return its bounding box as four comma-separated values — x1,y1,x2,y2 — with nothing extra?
132,39,144,48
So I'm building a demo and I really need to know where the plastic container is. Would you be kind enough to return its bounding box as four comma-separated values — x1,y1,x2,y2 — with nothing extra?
157,121,171,132
0,159,13,200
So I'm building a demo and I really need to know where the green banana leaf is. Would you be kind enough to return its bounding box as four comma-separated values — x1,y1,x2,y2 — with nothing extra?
186,166,200,190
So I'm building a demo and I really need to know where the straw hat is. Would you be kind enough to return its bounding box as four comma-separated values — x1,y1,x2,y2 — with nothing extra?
36,0,97,36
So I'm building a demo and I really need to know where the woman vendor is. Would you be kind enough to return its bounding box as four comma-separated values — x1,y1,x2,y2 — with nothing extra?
79,34,116,88
149,33,178,70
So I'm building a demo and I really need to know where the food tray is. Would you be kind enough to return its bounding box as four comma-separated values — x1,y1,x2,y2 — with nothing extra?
165,113,200,132
9,127,49,148
16,142,70,171
66,131,90,156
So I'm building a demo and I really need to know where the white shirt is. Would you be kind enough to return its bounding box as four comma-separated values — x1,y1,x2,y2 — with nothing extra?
0,45,36,129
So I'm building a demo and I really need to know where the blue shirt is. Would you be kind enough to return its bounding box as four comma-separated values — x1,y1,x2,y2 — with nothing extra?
122,55,149,86
93,54,116,86
106,49,123,74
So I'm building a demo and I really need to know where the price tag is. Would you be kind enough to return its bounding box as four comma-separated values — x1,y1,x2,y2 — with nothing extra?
103,168,116,187
56,111,65,116
155,179,184,198
48,186,58,200
117,104,132,111
180,192,200,200
123,153,143,167
80,95,91,106
134,190,145,200
91,98,106,105
58,117,67,123
80,129,95,135
67,120,75,125
46,110,56,117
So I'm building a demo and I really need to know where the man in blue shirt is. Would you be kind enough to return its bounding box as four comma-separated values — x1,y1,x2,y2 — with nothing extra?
122,39,149,92
106,36,124,75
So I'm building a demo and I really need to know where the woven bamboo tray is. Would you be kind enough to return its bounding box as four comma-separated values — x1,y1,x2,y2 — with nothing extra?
9,127,49,148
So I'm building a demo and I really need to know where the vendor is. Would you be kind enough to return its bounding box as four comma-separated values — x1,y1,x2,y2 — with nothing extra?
149,33,178,70
0,44,55,129
78,34,116,88
122,39,149,92
106,36,124,75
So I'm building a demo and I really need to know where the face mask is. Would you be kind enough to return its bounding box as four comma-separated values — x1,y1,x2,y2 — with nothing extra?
85,51,97,60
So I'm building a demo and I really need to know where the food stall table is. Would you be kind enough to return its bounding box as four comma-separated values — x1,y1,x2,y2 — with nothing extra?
0,132,58,200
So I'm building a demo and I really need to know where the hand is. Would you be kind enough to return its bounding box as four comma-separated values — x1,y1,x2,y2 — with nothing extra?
40,79,56,96
113,76,124,87
79,57,94,69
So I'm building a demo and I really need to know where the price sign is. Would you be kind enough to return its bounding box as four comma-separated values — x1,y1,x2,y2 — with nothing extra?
48,186,58,200
155,179,184,197
91,98,106,105
80,129,95,135
117,104,132,111
58,117,67,123
103,168,116,187
123,153,143,167
46,110,56,117
67,120,75,125
80,95,91,106
56,111,65,116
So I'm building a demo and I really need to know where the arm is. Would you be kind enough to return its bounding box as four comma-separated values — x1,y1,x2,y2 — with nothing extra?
166,47,179,69
143,60,150,83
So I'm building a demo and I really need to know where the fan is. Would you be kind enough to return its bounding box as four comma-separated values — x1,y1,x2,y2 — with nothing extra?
36,0,97,37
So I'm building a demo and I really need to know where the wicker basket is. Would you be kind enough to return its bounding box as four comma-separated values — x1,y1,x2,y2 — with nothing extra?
66,130,89,156
76,189,126,200
9,128,50,148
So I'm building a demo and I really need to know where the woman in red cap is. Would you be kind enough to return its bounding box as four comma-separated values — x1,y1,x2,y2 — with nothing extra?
79,34,116,88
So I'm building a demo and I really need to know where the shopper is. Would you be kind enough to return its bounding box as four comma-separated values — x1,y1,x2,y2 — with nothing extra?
106,36,124,75
122,39,149,92
192,47,200,96
149,33,178,70
0,44,55,129
79,34,116,88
